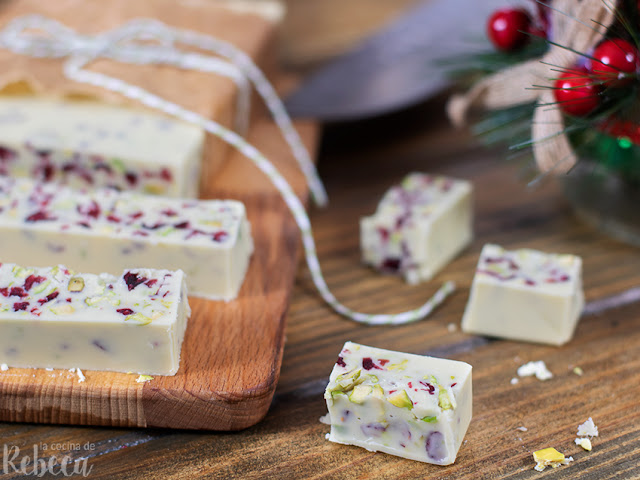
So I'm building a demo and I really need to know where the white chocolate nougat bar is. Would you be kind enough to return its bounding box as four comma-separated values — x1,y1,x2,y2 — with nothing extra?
0,263,190,375
0,97,204,197
324,342,472,465
461,244,584,345
0,177,253,300
360,173,472,284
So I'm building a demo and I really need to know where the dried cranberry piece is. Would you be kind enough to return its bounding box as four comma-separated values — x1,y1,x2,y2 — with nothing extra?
116,308,134,316
381,258,401,272
0,287,9,297
377,227,390,242
141,222,166,230
361,423,387,437
13,302,29,311
26,211,56,222
174,221,189,229
426,431,447,462
9,287,27,298
160,168,173,182
125,172,138,186
0,146,16,160
336,356,346,367
212,231,228,242
77,200,101,219
24,275,46,291
123,272,148,291
362,357,382,370
42,164,55,181
419,381,436,395
38,291,59,305
94,162,113,174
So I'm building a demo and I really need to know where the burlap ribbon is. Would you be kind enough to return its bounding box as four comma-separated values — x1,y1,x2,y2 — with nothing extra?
447,0,618,173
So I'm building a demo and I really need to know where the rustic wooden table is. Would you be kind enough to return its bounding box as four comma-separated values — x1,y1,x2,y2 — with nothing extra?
2,97,640,479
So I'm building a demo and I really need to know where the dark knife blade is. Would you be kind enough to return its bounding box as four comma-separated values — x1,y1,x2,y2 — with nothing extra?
285,0,505,121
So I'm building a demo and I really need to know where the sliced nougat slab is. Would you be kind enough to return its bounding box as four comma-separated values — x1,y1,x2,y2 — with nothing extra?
0,263,189,375
0,97,204,197
0,177,253,300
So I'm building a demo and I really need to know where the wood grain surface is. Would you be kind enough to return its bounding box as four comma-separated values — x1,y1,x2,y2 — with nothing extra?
2,97,640,478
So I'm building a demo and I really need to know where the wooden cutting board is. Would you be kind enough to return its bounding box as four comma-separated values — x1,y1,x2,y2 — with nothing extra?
0,111,318,431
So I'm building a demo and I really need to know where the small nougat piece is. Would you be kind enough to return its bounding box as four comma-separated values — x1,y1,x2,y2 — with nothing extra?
324,342,472,465
461,244,584,345
0,264,190,375
360,173,472,284
0,97,204,197
0,177,253,301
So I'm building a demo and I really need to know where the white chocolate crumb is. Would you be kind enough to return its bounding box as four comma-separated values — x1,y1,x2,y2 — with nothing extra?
575,437,592,451
77,368,86,383
573,366,584,376
136,375,154,383
68,368,76,373
0,363,8,371
447,322,457,333
45,367,54,371
510,377,519,385
319,413,331,425
517,360,553,381
577,417,598,437
517,426,528,432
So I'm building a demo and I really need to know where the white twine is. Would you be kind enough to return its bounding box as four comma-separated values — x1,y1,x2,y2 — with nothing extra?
0,15,454,325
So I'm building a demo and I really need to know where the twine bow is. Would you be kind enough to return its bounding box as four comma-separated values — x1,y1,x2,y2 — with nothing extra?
0,14,455,325
447,0,618,174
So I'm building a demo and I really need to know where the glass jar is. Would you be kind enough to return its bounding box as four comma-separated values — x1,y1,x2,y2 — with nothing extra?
562,160,640,247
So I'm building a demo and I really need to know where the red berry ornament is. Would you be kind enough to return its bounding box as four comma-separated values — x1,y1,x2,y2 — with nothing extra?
554,67,600,117
590,39,639,86
487,8,532,51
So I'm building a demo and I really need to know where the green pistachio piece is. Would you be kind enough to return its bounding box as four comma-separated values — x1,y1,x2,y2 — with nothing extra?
438,387,453,411
388,390,413,409
348,385,373,404
12,266,34,278
159,227,175,237
336,368,363,391
85,296,103,306
68,277,85,292
32,280,51,294
136,375,154,383
421,416,438,423
372,385,384,399
124,312,152,325
111,158,126,173
388,359,408,372
50,304,76,315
